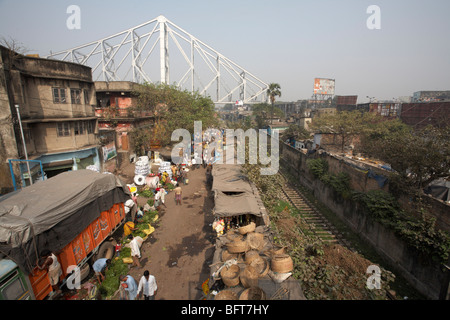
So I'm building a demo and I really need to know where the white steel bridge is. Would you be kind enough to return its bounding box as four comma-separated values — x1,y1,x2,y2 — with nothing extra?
47,15,269,105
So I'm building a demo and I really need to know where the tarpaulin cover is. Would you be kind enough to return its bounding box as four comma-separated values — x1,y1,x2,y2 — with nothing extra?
424,179,450,202
211,164,253,193
214,192,262,217
0,170,131,274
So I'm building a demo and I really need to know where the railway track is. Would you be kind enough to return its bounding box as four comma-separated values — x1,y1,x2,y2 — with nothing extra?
278,171,356,252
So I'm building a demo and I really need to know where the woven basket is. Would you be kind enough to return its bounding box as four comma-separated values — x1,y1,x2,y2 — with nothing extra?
244,250,260,265
220,264,240,287
214,289,238,300
238,222,256,235
249,257,269,278
246,232,265,250
226,229,243,241
271,254,293,273
222,249,239,262
239,287,266,300
270,246,286,256
240,265,259,288
227,239,249,253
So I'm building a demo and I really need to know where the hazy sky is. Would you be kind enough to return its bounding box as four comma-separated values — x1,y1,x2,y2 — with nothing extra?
1,0,449,103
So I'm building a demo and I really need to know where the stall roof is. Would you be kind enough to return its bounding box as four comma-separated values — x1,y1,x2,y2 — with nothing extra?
211,164,253,193
214,192,262,218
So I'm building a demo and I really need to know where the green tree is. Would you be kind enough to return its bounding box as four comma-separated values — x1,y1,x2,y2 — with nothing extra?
310,110,376,153
132,83,219,146
281,124,311,141
361,124,450,194
267,83,281,125
251,103,284,129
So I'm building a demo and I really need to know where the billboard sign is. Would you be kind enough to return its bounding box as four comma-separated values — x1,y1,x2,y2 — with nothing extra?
336,95,358,105
313,78,335,95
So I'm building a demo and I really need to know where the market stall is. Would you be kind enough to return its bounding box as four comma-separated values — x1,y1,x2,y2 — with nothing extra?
208,163,305,300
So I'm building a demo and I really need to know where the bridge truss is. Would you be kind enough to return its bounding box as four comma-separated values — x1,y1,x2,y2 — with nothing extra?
47,15,269,104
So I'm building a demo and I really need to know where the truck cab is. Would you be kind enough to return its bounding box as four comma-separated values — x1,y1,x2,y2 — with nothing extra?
0,259,35,300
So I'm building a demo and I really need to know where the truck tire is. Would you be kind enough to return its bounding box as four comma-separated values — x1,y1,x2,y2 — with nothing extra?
80,263,90,281
95,241,116,261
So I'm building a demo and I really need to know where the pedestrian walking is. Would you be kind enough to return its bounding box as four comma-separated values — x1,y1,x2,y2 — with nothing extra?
119,274,138,300
159,186,167,207
174,185,182,205
137,270,158,300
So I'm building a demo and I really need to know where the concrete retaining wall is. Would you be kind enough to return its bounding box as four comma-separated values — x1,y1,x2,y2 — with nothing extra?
280,142,447,299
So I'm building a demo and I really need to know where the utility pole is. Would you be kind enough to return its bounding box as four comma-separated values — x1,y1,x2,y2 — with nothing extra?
15,104,32,186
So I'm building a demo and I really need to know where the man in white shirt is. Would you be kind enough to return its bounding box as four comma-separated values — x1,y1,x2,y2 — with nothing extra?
128,234,143,267
137,270,157,300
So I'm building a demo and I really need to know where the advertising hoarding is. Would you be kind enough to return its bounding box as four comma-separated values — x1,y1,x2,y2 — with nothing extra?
313,78,335,95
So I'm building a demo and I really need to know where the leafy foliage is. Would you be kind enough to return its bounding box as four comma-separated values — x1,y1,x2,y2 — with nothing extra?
310,110,377,153
131,82,219,147
281,124,311,142
251,103,284,129
361,123,450,193
306,158,351,199
306,158,328,178
353,190,450,265
137,189,154,198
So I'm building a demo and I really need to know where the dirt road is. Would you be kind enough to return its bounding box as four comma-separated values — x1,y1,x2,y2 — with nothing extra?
119,163,216,300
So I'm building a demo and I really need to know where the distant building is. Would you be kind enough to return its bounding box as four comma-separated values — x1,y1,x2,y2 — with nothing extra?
338,103,400,118
400,101,450,129
412,91,450,102
94,81,154,169
368,102,401,118
292,108,312,130
0,45,99,193
275,101,301,116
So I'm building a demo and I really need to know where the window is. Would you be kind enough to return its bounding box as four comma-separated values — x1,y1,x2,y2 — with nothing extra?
84,89,90,105
57,122,70,137
52,88,66,103
74,121,84,135
87,121,95,134
23,128,32,143
70,89,81,104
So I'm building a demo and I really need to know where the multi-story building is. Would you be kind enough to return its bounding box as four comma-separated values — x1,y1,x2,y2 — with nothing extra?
0,45,99,193
94,81,154,171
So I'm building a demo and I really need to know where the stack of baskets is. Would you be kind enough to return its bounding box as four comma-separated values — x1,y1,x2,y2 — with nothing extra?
158,161,172,179
214,222,295,300
134,156,150,185
220,264,240,287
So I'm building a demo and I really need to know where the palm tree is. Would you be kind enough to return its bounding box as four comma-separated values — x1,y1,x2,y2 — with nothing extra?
267,83,281,125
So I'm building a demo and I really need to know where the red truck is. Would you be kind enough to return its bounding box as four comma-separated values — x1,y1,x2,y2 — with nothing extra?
0,169,133,300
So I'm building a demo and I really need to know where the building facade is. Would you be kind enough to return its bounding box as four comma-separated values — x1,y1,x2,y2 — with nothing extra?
94,81,154,171
0,45,99,193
